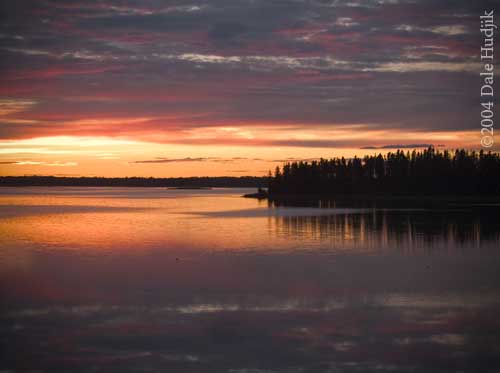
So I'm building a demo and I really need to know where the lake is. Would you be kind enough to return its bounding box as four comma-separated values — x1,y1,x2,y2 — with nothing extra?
1,187,500,372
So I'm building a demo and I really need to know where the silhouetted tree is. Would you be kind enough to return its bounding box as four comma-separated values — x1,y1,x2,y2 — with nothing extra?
267,147,500,196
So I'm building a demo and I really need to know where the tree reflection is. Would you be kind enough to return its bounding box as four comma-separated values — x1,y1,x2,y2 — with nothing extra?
270,208,500,252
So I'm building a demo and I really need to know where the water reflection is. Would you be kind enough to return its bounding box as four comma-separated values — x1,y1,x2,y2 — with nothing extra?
1,188,500,372
270,208,500,252
2,294,500,372
1,187,499,254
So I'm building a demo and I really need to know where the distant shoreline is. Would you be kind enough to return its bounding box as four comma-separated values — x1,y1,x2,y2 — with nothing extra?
0,176,267,188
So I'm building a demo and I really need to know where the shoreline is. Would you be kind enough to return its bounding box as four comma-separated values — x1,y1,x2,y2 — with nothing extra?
243,191,500,202
0,175,266,189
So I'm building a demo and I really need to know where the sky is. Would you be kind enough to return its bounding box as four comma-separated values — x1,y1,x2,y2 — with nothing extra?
0,0,497,177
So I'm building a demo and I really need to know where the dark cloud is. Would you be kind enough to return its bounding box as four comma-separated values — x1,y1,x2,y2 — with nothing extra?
131,157,213,164
131,157,236,164
270,157,322,162
361,144,435,149
208,21,249,41
0,0,491,145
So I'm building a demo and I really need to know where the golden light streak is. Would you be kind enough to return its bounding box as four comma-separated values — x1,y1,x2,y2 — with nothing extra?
0,129,488,177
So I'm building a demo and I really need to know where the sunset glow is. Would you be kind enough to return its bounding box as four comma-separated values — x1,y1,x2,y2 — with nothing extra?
0,1,494,177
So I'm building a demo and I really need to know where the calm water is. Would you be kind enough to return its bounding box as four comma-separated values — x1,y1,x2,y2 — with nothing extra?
1,187,500,372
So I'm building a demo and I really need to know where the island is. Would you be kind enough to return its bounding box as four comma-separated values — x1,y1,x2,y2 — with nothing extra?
246,147,500,201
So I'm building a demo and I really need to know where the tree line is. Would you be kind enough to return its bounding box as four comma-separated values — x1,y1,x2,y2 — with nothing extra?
0,176,267,188
268,148,500,196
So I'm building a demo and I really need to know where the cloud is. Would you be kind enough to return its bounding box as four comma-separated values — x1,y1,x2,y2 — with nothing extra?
0,99,38,116
360,144,434,149
396,24,469,36
429,25,468,36
13,161,44,165
270,157,322,162
363,61,478,73
131,157,237,164
1,160,78,166
131,157,210,164
0,0,487,152
208,22,249,41
44,161,78,167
